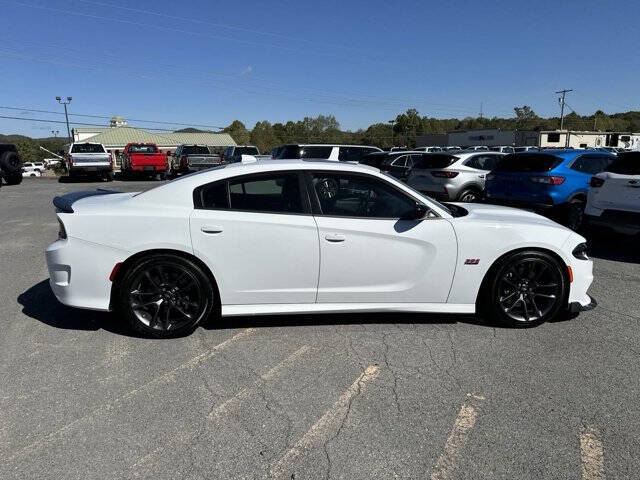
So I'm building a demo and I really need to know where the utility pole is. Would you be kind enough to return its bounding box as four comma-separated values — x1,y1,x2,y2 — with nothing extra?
56,96,72,143
388,119,395,148
479,102,483,119
555,89,572,130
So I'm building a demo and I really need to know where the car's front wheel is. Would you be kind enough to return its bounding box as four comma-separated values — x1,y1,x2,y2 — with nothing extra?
484,250,567,327
457,188,481,203
118,254,214,338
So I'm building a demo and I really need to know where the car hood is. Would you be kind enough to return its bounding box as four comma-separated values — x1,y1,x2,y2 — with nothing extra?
448,202,565,228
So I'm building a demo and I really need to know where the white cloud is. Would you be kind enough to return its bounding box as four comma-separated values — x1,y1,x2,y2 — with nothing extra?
240,65,253,76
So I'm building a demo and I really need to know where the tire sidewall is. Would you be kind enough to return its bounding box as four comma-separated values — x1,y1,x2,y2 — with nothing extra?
118,254,215,338
487,251,568,327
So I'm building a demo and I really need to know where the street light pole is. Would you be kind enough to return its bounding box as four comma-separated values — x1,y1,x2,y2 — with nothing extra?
56,96,73,143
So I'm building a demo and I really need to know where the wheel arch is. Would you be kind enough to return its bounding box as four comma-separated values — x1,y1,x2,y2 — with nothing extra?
475,246,570,314
109,248,221,315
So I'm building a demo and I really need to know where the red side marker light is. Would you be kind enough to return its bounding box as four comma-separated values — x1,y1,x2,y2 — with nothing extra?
567,266,573,283
109,262,122,282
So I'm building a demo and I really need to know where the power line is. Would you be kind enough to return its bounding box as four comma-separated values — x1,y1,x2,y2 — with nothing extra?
0,106,224,129
555,88,573,131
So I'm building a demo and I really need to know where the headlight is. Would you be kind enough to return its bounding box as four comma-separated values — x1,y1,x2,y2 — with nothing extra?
572,242,588,260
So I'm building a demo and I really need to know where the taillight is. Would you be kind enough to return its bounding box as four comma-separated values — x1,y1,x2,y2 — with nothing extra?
108,153,113,168
66,154,73,167
530,176,565,185
590,177,605,188
431,171,459,178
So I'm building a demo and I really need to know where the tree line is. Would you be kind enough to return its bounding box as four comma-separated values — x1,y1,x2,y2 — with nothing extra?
4,107,640,161
224,107,640,153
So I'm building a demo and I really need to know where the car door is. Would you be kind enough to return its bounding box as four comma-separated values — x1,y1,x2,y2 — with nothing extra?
386,155,407,179
307,171,457,304
190,171,320,305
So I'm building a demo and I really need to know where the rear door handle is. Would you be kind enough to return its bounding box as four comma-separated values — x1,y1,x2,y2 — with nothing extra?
201,226,223,234
325,234,346,243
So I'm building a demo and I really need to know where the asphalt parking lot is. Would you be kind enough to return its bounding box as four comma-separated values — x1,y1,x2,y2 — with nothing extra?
1,177,639,479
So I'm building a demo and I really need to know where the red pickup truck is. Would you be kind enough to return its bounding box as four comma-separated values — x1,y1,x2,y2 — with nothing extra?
121,143,168,180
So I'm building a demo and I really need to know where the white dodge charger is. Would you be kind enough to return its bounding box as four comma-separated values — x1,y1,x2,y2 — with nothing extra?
46,158,595,338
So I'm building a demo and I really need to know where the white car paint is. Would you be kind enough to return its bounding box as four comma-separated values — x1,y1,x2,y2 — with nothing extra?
45,159,594,317
585,165,640,235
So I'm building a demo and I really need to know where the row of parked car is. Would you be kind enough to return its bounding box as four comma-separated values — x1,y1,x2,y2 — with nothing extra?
358,147,639,235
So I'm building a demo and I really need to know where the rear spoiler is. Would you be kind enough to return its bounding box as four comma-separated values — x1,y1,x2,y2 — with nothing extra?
53,189,120,213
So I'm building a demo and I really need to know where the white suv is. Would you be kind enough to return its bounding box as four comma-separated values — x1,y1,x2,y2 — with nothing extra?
275,144,382,162
22,162,45,173
585,152,640,235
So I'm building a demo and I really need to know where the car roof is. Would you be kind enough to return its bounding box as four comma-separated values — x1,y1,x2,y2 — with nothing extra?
282,144,381,148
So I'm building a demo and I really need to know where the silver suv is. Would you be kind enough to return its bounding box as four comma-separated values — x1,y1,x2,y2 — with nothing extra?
406,152,505,202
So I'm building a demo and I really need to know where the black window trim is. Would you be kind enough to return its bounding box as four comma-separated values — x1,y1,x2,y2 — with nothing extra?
303,169,438,220
193,170,312,216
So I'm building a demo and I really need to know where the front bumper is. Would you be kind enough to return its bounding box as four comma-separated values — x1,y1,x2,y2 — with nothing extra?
568,295,597,313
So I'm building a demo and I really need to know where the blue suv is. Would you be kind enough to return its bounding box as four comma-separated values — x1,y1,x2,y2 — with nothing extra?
484,149,616,230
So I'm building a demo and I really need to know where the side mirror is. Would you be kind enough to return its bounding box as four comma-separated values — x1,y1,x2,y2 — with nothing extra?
401,203,428,220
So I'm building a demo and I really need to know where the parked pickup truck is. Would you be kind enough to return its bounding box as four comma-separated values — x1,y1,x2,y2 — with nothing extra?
170,144,222,176
121,143,168,180
66,142,114,181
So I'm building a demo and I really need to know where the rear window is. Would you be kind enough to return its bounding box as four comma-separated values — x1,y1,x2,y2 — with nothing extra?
606,152,640,175
71,143,105,154
360,154,396,168
128,144,158,153
413,154,458,169
276,145,333,159
183,146,210,155
234,146,259,156
496,153,562,172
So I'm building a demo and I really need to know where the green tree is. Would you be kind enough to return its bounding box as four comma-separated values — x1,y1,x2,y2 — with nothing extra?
223,120,251,145
250,121,277,153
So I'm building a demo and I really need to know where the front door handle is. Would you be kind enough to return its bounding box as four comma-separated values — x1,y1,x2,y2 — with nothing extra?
325,234,345,243
201,226,223,234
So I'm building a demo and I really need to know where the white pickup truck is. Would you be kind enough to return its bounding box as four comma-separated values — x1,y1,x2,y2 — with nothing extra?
66,142,114,181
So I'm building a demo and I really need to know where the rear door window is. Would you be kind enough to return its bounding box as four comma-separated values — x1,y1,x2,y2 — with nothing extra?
228,172,304,213
183,146,210,155
496,153,562,172
466,154,501,170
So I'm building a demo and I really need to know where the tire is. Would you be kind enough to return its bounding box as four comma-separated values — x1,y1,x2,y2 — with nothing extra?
158,172,167,181
565,200,585,232
482,250,568,327
0,151,22,174
457,188,481,203
117,254,215,338
4,171,22,185
105,172,114,182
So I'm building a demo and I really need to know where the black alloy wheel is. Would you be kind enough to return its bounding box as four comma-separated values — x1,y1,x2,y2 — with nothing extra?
119,254,214,338
565,200,585,231
487,251,567,327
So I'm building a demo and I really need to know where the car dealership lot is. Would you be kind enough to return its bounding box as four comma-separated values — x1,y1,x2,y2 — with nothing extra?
1,177,640,479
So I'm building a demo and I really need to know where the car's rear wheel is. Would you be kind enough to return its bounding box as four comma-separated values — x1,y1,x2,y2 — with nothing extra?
457,188,481,203
485,250,567,327
118,254,214,338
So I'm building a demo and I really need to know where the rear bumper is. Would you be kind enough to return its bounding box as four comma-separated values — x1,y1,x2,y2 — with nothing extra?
45,237,126,311
69,165,112,173
130,165,167,172
568,295,597,313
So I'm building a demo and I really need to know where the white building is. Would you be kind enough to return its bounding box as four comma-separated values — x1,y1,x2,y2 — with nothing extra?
536,130,640,149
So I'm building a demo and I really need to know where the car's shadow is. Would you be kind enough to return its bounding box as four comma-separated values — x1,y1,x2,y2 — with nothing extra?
20,280,535,338
587,230,640,264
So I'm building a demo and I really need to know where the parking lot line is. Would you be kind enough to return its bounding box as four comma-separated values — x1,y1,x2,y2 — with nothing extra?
209,344,311,419
580,426,605,480
430,393,485,480
129,344,312,476
4,328,256,464
269,365,380,479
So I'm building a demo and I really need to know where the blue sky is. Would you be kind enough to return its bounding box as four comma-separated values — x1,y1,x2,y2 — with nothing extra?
1,0,639,137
